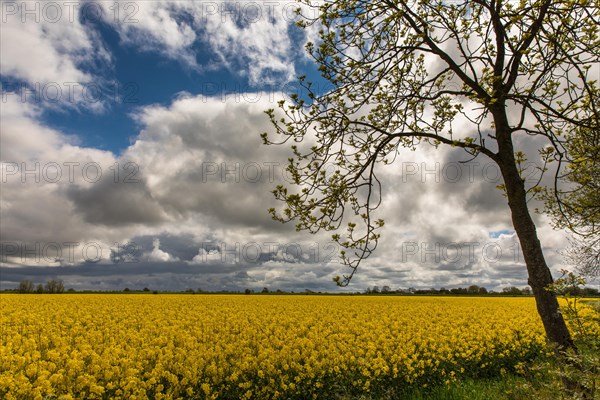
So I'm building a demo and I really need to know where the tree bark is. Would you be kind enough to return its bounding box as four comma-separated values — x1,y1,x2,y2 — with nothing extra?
494,109,575,352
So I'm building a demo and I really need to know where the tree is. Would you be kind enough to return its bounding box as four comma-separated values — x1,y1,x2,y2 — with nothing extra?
544,125,600,276
467,285,481,294
36,284,44,294
503,286,523,296
263,0,599,354
18,280,34,293
44,279,64,294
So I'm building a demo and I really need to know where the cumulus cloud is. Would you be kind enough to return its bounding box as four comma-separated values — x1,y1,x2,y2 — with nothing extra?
0,99,118,242
122,94,295,230
0,92,575,292
1,92,328,279
147,238,179,262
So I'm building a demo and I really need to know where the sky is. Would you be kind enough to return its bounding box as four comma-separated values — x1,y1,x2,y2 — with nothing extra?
0,0,590,292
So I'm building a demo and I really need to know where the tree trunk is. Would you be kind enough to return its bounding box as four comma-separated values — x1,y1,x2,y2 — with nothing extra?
494,111,575,352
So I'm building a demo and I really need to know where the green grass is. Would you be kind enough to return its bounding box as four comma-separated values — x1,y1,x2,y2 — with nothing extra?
335,350,599,400
330,371,551,400
395,376,538,400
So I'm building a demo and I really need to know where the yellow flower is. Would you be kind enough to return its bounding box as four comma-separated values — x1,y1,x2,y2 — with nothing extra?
0,294,547,398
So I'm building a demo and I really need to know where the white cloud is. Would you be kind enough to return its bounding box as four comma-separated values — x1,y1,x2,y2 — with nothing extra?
98,0,300,85
197,1,298,84
0,2,111,110
99,1,198,66
148,238,178,262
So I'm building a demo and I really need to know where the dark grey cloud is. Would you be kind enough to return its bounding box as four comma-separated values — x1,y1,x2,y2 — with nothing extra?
0,260,342,293
153,171,290,231
464,182,509,222
65,176,167,226
127,234,202,262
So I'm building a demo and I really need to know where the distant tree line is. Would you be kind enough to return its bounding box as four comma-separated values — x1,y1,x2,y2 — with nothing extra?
124,287,155,293
365,284,491,295
16,279,65,294
363,284,599,297
8,281,599,297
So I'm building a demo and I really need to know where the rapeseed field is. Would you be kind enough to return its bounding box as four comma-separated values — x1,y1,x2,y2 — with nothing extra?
0,295,548,399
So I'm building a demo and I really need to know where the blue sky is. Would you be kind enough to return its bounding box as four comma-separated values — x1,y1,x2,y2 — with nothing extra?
0,1,578,292
1,3,324,152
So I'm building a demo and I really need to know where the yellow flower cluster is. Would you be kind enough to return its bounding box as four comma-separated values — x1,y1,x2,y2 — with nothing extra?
1,294,548,399
561,298,600,340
